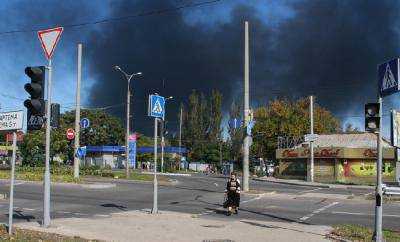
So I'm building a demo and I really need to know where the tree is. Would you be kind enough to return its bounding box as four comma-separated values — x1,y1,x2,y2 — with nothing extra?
19,109,125,166
181,89,224,163
227,101,243,164
251,98,341,160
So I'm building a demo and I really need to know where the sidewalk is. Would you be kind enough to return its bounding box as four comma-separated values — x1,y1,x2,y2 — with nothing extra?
16,210,332,242
254,176,374,190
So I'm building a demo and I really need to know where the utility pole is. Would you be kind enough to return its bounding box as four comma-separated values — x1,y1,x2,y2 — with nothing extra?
242,21,250,192
152,118,158,214
179,105,183,171
309,95,314,182
161,120,165,173
374,97,383,242
73,44,82,179
43,59,52,227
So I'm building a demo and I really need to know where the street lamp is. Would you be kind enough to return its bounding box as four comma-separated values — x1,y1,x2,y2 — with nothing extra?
161,96,173,173
114,65,142,178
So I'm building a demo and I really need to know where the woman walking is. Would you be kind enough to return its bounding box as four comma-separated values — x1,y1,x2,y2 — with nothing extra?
224,172,241,216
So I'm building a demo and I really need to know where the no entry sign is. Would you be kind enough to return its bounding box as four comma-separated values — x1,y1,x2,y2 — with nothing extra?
66,128,75,140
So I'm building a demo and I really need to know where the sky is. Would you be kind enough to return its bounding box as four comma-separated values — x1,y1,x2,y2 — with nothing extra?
1,0,400,137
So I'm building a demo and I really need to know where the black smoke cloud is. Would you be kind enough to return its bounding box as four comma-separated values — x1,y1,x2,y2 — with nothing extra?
5,0,399,134
85,0,400,134
85,0,271,135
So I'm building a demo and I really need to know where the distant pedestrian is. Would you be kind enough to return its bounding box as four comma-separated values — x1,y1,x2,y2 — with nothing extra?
224,172,241,216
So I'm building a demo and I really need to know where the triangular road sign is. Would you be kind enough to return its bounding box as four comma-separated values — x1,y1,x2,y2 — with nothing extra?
37,27,63,60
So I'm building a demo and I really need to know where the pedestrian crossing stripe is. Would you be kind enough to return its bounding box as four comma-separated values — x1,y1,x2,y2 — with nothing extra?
152,99,163,114
382,63,397,91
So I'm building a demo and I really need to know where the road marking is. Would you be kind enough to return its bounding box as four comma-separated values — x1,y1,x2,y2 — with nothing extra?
297,187,323,195
22,208,36,211
94,214,110,218
214,183,219,187
331,211,400,218
58,211,72,214
73,212,88,216
299,202,339,222
241,193,268,204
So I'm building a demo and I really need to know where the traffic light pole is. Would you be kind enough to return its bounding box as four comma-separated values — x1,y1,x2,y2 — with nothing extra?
43,59,52,227
374,96,383,242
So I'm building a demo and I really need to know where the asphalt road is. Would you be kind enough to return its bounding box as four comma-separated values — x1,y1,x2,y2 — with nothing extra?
0,174,399,231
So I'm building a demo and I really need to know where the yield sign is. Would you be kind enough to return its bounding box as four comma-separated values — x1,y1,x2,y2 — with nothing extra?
37,27,63,60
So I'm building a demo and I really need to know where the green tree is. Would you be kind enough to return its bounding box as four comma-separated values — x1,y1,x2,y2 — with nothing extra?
227,101,243,163
182,89,224,163
251,98,341,160
19,109,125,166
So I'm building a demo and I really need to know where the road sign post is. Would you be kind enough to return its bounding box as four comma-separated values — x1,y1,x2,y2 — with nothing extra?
148,94,165,214
372,58,400,241
37,26,63,228
0,111,23,235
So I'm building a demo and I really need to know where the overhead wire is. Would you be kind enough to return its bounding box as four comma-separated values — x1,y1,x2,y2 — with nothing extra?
0,0,223,36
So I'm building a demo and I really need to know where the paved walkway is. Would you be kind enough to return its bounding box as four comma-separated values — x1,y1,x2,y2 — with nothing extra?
16,210,332,242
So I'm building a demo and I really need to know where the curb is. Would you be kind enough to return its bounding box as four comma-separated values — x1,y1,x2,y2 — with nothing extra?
253,178,330,188
140,172,192,177
253,178,374,190
79,183,116,189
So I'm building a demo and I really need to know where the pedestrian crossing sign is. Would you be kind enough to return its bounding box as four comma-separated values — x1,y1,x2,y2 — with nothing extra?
379,58,400,97
148,94,165,119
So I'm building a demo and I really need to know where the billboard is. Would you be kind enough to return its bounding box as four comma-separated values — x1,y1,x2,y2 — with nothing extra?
391,110,400,147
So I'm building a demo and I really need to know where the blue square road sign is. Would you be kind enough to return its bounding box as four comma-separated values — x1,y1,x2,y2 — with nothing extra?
148,95,165,119
379,58,400,97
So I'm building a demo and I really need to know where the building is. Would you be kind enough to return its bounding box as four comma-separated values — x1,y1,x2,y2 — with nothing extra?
276,133,397,183
82,145,187,169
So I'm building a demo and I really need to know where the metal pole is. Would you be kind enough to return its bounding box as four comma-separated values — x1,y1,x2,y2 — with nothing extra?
179,106,183,171
74,44,82,179
161,120,165,173
152,118,158,214
125,77,131,177
243,21,250,192
374,96,383,242
309,95,314,182
43,59,52,227
8,131,17,235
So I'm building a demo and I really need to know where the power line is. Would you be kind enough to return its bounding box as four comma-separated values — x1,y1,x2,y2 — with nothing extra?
0,0,223,36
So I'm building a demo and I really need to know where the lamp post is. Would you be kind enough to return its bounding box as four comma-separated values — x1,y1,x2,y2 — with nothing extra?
114,66,142,178
161,96,173,173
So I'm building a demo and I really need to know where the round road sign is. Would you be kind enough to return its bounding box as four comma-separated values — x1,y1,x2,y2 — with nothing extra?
80,118,90,129
66,128,75,140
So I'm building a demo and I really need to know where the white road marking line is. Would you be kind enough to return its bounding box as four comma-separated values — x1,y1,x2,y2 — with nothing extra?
331,211,400,218
241,197,261,204
94,214,110,218
58,211,72,214
73,212,88,216
22,208,36,211
297,187,323,195
299,202,339,222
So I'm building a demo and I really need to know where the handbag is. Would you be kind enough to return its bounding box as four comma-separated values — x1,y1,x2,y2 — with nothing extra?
223,193,228,208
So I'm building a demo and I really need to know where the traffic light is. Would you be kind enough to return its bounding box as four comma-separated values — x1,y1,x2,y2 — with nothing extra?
365,103,380,132
24,66,45,116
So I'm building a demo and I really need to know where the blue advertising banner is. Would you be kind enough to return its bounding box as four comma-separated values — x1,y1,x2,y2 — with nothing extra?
129,140,136,168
